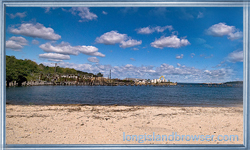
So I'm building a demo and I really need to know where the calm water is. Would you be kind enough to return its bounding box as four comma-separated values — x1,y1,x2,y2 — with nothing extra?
6,84,243,107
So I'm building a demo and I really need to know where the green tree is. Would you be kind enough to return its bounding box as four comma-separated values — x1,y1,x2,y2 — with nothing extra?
6,55,100,86
96,72,103,77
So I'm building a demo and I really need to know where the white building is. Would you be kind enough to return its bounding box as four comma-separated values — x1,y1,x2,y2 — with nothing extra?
151,78,168,83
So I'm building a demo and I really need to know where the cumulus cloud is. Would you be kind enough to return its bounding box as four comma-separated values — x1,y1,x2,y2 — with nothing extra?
136,27,154,34
39,42,105,57
9,23,61,40
136,25,173,34
120,39,142,48
228,31,243,40
176,54,184,59
206,23,242,40
88,52,105,57
96,31,127,45
32,39,39,45
96,31,141,48
41,62,233,83
8,12,26,19
6,36,28,51
227,50,243,63
65,7,97,22
88,57,99,63
40,42,78,55
39,53,70,61
151,35,190,49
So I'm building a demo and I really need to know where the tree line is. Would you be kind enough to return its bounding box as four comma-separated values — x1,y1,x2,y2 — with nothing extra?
6,55,103,86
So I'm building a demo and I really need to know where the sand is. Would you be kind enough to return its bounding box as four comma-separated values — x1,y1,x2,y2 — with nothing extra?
6,104,243,144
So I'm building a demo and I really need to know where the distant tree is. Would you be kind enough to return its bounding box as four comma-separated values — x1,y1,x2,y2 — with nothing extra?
96,72,103,77
6,55,101,86
6,56,28,86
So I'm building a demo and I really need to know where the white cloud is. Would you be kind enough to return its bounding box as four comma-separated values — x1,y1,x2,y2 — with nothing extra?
155,26,173,32
206,23,234,36
120,39,142,48
190,53,195,58
136,27,154,34
151,35,190,49
132,48,139,51
48,59,63,62
206,23,242,40
90,52,105,57
102,11,108,15
88,57,99,63
96,31,141,48
130,58,136,61
5,36,28,51
136,25,173,34
228,31,243,40
8,12,26,19
177,63,181,67
9,36,28,45
39,42,105,57
39,53,70,61
228,50,243,63
9,23,61,40
67,7,97,22
176,54,184,59
39,42,79,55
96,31,127,45
32,39,39,45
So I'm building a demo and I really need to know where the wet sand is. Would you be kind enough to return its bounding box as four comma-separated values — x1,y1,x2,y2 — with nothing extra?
6,104,243,144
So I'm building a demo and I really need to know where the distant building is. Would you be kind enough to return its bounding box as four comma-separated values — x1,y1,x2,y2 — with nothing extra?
151,78,169,83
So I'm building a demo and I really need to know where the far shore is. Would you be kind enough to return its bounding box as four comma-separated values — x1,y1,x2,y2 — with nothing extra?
5,102,243,107
6,104,243,144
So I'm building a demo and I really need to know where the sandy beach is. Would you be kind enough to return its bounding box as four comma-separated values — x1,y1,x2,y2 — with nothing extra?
6,104,243,144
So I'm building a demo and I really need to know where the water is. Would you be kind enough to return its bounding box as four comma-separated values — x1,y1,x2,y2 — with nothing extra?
6,84,243,107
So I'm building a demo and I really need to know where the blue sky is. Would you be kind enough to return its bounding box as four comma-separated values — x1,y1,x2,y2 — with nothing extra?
5,7,243,83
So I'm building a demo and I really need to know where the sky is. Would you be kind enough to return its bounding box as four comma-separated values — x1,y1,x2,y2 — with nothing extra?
5,7,243,83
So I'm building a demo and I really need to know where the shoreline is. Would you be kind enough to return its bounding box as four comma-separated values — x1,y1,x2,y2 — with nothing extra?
6,104,243,144
6,103,243,108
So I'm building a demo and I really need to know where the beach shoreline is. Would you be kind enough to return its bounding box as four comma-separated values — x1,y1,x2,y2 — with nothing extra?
6,104,243,144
